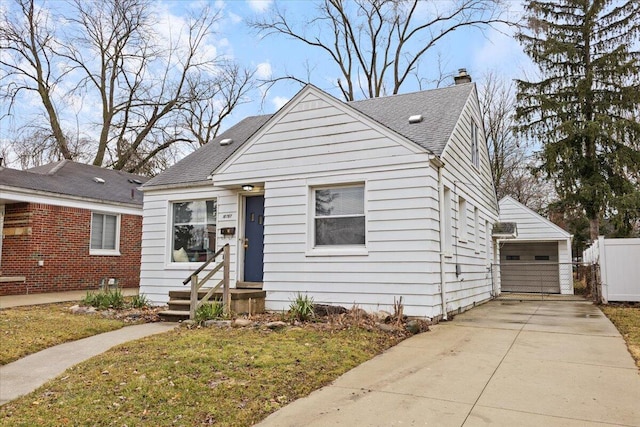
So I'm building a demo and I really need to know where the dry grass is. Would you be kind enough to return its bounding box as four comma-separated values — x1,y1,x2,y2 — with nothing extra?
0,303,126,365
0,325,403,426
600,304,640,368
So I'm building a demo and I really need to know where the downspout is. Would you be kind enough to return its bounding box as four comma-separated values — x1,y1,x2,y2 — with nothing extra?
430,157,448,321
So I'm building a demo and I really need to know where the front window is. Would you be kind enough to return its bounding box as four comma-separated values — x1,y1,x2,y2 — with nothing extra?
171,199,216,262
314,185,365,246
90,212,119,255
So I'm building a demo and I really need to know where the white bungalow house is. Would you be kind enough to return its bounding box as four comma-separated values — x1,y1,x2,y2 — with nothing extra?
497,196,573,294
139,73,499,319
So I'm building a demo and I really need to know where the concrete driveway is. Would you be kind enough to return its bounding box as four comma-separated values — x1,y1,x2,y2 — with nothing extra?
256,300,640,426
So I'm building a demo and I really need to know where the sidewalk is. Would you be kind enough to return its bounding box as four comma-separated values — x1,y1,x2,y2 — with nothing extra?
0,288,140,309
0,322,176,405
256,300,640,426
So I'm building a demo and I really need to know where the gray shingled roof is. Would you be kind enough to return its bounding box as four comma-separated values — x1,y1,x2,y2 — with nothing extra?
0,160,149,206
349,83,473,156
143,114,273,188
143,83,474,189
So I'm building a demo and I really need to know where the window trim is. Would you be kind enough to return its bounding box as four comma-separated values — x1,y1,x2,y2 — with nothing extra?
306,182,368,257
471,121,480,169
168,198,217,265
443,186,453,256
89,212,121,256
474,207,480,253
458,197,468,243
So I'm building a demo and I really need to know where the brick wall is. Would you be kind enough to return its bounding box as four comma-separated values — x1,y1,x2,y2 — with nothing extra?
1,202,143,295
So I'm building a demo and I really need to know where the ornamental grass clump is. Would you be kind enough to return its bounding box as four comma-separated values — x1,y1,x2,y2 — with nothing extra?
82,288,125,310
289,292,315,322
194,302,225,323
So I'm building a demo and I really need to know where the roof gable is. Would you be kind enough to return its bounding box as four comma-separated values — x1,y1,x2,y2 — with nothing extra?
212,85,430,178
0,160,148,206
145,83,475,189
499,196,571,240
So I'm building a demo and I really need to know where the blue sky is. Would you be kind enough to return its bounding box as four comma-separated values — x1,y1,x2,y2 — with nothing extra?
0,0,532,167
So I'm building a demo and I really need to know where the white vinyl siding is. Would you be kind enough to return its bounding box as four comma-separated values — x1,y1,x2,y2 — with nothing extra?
439,87,499,313
90,212,120,255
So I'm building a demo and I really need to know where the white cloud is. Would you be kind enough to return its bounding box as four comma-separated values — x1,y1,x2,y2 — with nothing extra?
228,11,242,24
272,96,289,110
255,62,272,79
247,0,272,13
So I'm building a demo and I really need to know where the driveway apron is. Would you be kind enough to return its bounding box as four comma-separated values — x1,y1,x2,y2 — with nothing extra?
255,300,640,426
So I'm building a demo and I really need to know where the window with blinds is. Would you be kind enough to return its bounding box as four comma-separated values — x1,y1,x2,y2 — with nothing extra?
90,212,120,255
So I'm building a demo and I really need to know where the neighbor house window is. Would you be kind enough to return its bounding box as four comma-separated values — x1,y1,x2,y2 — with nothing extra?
314,185,365,246
171,199,216,262
90,212,120,255
471,122,479,168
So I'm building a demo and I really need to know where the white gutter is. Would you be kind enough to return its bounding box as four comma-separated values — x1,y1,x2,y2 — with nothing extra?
430,157,448,321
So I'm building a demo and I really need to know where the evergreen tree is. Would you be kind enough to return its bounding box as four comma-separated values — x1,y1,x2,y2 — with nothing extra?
516,0,640,240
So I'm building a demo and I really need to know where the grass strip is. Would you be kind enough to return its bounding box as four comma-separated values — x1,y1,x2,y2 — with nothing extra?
0,326,401,426
0,303,126,365
600,305,640,368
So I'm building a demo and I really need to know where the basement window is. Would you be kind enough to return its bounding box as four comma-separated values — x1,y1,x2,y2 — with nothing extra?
506,255,520,261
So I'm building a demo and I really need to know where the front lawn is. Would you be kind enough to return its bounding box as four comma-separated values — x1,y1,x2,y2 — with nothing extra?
600,304,640,368
0,303,127,365
0,325,403,426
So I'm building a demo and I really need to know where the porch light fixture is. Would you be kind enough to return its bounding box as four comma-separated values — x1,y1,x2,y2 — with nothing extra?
242,184,254,191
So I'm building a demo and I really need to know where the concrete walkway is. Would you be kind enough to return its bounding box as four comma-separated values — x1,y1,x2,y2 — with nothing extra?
0,288,140,309
0,322,176,405
256,300,640,426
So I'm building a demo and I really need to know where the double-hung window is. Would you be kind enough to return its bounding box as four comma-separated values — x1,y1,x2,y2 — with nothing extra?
90,212,120,255
171,199,216,263
313,185,365,247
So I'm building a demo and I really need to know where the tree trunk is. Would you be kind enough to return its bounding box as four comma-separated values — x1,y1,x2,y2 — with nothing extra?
589,217,599,242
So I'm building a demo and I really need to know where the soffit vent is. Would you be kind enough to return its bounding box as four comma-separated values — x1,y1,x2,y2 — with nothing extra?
409,114,423,124
220,138,233,146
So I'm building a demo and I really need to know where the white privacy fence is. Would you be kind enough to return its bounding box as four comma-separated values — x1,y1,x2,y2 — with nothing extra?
583,237,640,303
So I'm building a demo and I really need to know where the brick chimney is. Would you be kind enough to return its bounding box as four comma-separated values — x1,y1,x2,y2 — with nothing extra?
454,68,472,85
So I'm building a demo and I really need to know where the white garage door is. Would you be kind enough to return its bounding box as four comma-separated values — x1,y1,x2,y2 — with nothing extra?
500,242,561,293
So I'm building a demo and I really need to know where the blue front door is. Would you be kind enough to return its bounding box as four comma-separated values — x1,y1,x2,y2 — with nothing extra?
243,195,265,282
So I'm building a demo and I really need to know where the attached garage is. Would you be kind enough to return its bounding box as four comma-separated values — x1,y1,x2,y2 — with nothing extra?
498,197,573,295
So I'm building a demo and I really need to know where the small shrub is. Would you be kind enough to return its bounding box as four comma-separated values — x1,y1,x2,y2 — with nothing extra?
82,288,125,310
195,302,224,323
289,292,315,322
130,293,150,308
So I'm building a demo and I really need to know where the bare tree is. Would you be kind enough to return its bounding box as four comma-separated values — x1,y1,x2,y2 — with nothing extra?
0,0,256,174
478,71,552,212
0,0,73,159
250,0,514,101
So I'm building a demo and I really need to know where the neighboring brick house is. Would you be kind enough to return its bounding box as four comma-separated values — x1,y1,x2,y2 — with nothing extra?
0,160,148,295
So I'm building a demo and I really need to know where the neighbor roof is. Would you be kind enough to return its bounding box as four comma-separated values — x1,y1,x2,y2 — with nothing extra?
144,82,474,189
0,160,149,206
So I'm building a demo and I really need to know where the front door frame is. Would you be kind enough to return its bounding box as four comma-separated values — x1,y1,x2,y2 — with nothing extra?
239,193,265,283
